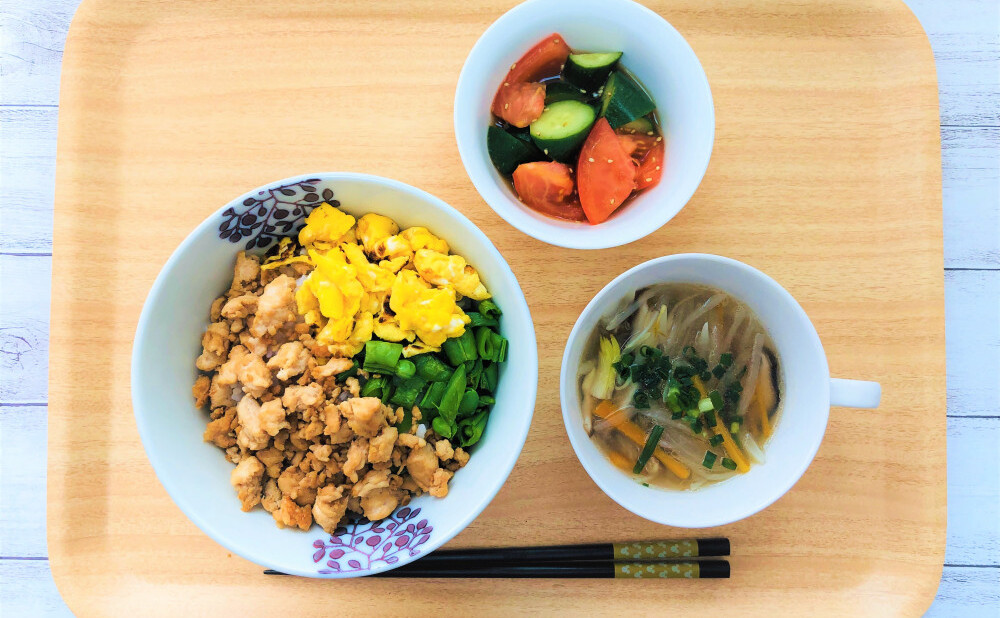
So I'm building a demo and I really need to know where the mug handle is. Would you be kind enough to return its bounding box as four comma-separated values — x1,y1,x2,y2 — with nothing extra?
830,378,881,408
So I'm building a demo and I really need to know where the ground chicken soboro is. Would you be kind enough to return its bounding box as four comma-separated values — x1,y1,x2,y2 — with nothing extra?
193,252,470,532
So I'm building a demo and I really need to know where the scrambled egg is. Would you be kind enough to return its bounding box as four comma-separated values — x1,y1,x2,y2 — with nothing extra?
282,203,489,356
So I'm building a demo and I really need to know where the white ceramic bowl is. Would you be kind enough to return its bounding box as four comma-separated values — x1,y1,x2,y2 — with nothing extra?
454,0,715,250
560,254,881,527
132,173,538,577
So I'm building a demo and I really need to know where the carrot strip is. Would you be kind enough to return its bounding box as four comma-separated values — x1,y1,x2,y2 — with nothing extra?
607,450,634,472
593,401,691,480
693,376,749,473
753,390,771,439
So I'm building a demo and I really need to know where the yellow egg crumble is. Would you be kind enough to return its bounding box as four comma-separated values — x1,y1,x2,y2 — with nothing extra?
262,203,490,357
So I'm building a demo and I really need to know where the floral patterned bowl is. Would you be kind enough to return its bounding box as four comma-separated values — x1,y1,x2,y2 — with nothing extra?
131,173,538,577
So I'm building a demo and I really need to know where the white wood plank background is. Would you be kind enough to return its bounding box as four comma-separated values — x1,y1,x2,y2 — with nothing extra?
0,0,997,615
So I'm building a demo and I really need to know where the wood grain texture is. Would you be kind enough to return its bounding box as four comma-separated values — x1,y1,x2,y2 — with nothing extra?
945,417,1000,566
0,107,57,254
43,0,946,615
927,567,1000,617
945,270,1000,417
0,405,50,558
9,108,999,267
0,560,71,616
0,255,50,402
906,0,1000,127
0,0,73,106
941,127,1000,268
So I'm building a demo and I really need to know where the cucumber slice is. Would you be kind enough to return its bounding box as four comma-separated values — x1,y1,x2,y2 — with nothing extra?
529,100,597,162
618,116,654,135
599,70,656,129
563,52,623,91
487,125,542,175
544,81,591,105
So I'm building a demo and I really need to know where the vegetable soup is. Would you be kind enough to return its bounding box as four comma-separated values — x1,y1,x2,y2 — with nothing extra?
578,283,782,490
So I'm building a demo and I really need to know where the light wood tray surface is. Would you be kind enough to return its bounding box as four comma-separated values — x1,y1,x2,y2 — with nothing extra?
48,0,945,614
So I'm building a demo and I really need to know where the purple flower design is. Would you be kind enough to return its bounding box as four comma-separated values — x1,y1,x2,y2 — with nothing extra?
312,507,433,574
218,179,338,250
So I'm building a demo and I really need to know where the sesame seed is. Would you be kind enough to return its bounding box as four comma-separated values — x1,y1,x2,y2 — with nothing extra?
645,177,653,182
607,159,614,163
588,157,595,162
647,131,654,136
655,166,660,170
554,39,560,43
543,148,549,155
610,198,616,205
504,103,509,110
503,82,509,87
656,136,662,142
511,62,517,70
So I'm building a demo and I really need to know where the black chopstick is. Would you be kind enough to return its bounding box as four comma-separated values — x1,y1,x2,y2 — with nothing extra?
370,560,730,579
264,560,729,579
263,539,731,578
416,538,729,565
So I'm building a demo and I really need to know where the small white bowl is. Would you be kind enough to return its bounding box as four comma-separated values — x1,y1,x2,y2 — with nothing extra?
132,173,538,577
454,0,715,250
560,254,881,527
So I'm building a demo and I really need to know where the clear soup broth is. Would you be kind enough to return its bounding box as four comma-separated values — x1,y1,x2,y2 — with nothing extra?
578,283,782,490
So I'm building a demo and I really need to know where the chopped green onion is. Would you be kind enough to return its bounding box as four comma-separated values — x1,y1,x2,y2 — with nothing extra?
475,327,497,361
712,364,726,379
709,390,724,410
478,299,502,320
442,329,477,365
720,352,733,367
639,345,660,358
394,359,416,379
721,457,737,470
479,395,496,406
671,411,684,420
641,482,650,487
709,434,724,447
632,425,664,474
703,410,717,427
633,390,651,409
699,370,712,382
730,421,739,434
613,353,634,378
481,362,499,393
494,335,508,363
689,417,702,433
698,397,715,413
702,451,717,469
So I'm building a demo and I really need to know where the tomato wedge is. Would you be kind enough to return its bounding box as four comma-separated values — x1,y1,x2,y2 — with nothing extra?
635,138,665,191
491,34,570,118
576,118,636,224
511,161,585,222
495,82,546,128
616,133,657,160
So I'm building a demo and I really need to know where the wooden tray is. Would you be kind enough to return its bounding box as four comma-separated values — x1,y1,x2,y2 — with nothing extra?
48,0,945,614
